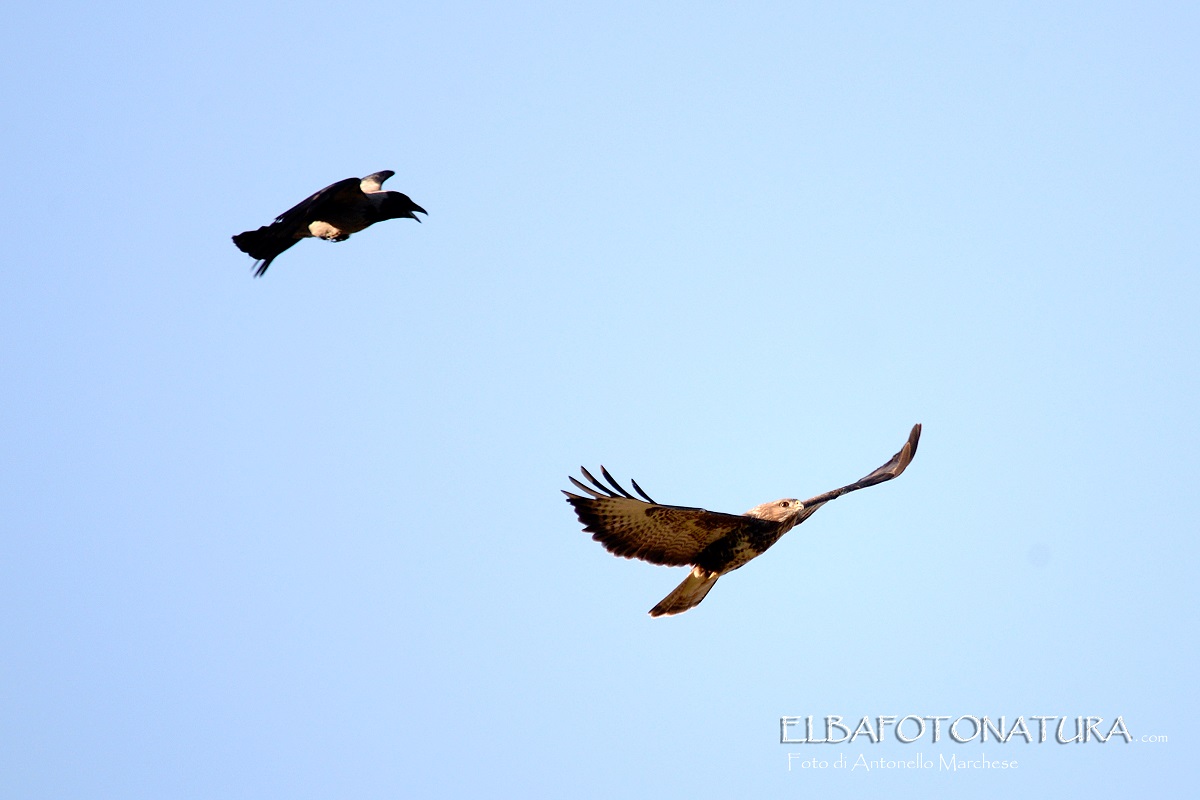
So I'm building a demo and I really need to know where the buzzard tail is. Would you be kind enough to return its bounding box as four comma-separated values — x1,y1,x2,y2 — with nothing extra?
649,567,720,617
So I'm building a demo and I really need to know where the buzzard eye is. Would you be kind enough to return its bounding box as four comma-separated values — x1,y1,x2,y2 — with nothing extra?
779,501,790,508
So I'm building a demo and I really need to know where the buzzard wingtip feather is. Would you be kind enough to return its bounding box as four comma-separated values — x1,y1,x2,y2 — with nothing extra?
629,478,656,504
579,466,608,494
600,466,637,499
568,475,609,498
894,423,922,476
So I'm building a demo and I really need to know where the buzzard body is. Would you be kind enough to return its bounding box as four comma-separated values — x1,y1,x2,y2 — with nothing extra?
232,170,426,276
564,424,921,616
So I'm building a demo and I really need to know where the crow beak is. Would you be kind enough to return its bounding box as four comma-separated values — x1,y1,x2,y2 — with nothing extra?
411,203,427,222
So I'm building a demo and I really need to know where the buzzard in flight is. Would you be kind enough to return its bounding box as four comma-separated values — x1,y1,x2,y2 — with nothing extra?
232,170,426,276
564,424,921,617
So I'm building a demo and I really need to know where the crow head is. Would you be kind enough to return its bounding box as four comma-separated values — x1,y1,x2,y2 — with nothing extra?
378,192,428,223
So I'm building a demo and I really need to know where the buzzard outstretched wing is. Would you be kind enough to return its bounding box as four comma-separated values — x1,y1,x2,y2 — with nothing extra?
563,467,759,567
792,423,921,522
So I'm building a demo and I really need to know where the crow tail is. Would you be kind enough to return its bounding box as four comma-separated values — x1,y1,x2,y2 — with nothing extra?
232,225,299,277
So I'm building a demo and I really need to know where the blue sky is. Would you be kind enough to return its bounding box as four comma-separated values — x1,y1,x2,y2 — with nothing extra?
2,1,1197,797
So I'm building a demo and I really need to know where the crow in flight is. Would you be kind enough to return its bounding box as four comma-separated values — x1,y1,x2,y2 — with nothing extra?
233,170,426,276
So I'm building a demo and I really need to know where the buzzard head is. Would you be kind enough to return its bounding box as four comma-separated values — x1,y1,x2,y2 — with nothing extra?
745,498,804,523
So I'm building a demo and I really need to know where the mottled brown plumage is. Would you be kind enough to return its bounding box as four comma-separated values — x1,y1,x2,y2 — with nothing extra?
564,424,921,616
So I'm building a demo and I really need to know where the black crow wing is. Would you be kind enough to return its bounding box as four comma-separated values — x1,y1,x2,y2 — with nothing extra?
359,171,394,192
563,467,755,566
272,177,365,228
